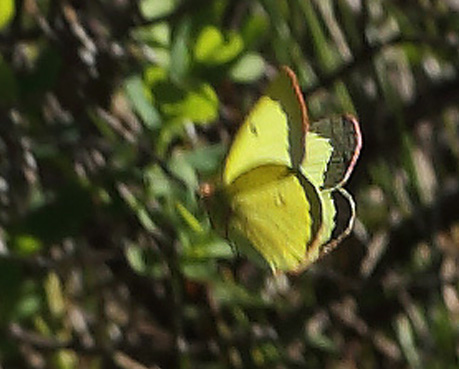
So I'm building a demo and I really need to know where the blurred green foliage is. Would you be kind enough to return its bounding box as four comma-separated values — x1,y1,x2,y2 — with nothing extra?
0,0,458,368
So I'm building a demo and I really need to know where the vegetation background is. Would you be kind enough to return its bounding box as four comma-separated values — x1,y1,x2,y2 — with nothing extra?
1,0,458,368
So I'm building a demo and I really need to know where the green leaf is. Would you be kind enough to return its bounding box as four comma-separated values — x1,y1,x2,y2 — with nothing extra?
170,153,199,190
230,53,265,83
241,13,269,49
170,20,191,83
144,65,168,87
194,26,244,65
175,201,203,233
182,144,226,175
44,272,65,318
161,82,218,123
145,164,173,198
395,315,421,369
12,235,43,256
299,0,338,72
14,287,41,321
124,75,162,129
260,0,293,64
213,282,265,307
140,0,177,20
169,19,191,83
336,0,363,50
131,23,170,47
0,0,15,30
432,306,456,361
184,235,233,260
120,182,160,233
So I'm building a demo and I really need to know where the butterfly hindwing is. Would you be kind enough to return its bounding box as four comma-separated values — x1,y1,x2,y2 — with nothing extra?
319,187,356,257
297,116,361,263
227,165,322,272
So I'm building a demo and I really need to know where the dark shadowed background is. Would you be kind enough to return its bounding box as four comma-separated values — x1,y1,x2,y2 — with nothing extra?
1,0,458,368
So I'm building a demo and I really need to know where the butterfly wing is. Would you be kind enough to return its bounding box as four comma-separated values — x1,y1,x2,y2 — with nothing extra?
212,66,362,273
319,188,356,256
301,132,334,187
227,165,322,272
297,115,361,267
223,66,309,185
309,114,362,189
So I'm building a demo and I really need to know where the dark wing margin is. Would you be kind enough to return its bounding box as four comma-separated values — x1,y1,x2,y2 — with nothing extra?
267,66,310,169
319,187,356,258
310,114,362,189
294,169,323,247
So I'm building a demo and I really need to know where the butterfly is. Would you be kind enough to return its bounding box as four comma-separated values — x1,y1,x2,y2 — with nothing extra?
202,66,362,273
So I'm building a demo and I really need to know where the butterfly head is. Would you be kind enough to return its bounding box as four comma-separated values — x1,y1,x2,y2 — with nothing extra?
199,181,231,238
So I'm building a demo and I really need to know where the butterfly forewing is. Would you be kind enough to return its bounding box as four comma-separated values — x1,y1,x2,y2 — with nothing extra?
309,115,362,189
223,67,309,186
266,66,309,169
